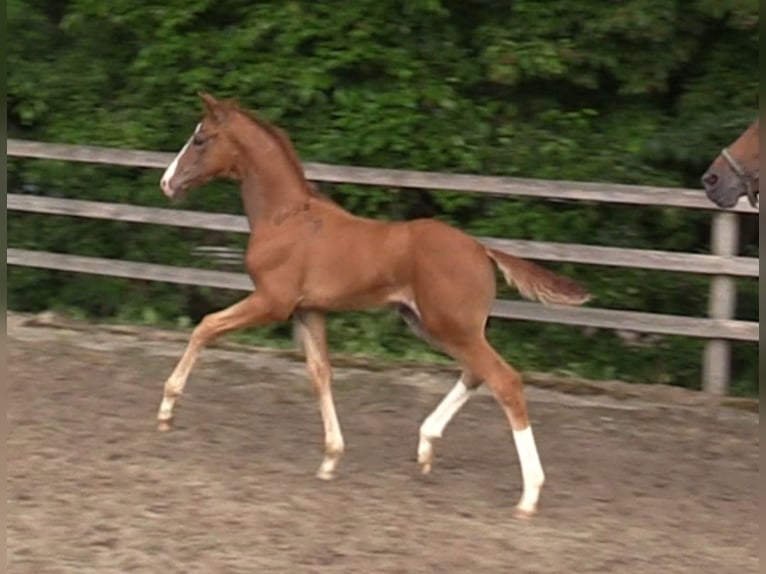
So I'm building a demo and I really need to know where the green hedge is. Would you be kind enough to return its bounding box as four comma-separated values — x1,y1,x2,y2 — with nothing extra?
8,0,759,394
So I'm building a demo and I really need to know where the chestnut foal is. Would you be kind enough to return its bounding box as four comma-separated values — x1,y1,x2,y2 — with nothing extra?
158,92,590,517
702,117,760,208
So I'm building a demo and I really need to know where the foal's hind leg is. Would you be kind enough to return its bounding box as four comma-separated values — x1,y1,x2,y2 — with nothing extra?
461,339,545,517
157,292,285,430
294,310,345,480
417,370,481,474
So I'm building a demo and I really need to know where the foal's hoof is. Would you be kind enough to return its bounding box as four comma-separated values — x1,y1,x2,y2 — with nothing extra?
157,418,174,432
512,505,537,520
417,438,434,474
316,456,340,481
316,468,335,481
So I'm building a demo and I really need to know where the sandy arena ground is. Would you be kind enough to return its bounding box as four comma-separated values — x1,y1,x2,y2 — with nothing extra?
7,312,758,573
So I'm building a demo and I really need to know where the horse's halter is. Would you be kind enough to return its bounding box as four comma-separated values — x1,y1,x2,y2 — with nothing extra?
721,147,759,207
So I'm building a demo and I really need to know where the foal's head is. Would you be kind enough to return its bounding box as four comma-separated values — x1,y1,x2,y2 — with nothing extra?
160,92,244,199
701,118,760,208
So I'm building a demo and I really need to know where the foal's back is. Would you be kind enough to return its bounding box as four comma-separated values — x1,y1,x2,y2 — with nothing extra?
296,198,495,321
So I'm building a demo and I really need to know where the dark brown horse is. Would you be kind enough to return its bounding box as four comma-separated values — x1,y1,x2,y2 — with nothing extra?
702,117,760,208
157,92,590,517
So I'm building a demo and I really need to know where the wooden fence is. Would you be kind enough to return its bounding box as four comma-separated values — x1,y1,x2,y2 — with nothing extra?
7,139,760,395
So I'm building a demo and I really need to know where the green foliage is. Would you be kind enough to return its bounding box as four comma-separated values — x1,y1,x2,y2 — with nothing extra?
7,0,759,395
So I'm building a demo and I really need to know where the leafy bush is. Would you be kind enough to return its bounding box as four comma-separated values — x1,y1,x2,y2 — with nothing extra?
7,0,759,394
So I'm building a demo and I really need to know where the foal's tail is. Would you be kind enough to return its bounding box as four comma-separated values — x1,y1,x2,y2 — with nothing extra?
486,248,591,306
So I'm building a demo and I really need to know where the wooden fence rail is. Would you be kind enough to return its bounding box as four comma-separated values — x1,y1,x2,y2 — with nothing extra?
7,194,758,277
8,139,760,213
7,139,760,395
7,247,758,342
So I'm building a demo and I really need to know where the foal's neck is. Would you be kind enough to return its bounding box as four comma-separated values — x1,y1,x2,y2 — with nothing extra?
232,117,312,227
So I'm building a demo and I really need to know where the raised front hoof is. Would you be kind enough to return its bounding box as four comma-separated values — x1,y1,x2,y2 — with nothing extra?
316,455,341,481
417,437,434,474
157,417,174,432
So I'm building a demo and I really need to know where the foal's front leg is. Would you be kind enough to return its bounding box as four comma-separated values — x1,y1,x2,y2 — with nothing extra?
294,310,345,480
157,291,285,430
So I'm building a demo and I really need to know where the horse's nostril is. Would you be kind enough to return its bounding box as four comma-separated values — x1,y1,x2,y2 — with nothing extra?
702,172,718,188
160,178,174,197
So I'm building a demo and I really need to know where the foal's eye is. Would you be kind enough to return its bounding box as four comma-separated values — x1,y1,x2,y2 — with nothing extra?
192,134,205,146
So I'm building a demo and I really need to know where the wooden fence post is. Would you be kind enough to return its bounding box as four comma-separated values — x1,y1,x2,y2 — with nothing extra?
702,210,740,395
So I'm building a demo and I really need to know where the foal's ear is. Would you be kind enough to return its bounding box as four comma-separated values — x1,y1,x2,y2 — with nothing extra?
198,91,228,123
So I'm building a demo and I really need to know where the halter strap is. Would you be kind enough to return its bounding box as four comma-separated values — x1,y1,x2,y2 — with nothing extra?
721,147,748,178
720,147,759,207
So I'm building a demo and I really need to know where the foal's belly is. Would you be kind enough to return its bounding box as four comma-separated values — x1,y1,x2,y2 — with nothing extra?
298,265,410,312
298,222,412,312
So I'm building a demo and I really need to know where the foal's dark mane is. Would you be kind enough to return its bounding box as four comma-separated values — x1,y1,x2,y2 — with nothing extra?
224,99,337,205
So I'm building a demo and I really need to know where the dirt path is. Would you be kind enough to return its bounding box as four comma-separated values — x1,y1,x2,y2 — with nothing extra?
7,313,758,573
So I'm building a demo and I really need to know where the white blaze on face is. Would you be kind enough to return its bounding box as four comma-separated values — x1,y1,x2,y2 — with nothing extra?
160,123,202,196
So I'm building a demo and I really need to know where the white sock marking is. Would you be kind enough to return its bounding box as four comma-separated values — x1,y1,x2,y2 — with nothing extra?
319,392,344,454
512,426,545,513
418,378,475,468
316,389,343,479
421,379,474,440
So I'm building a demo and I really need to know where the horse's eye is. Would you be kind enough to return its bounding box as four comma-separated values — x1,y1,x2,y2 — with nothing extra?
192,134,205,146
